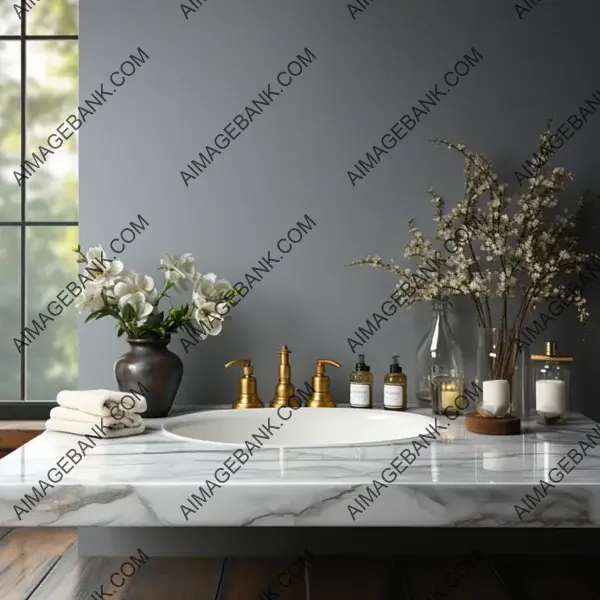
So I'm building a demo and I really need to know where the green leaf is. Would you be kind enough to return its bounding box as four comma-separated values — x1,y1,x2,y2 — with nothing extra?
122,304,136,321
146,312,166,331
144,315,158,329
84,312,98,323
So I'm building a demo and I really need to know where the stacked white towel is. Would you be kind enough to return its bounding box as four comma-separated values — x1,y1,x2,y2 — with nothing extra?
45,389,147,438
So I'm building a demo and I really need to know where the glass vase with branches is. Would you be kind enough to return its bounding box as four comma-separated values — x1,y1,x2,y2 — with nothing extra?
350,125,598,383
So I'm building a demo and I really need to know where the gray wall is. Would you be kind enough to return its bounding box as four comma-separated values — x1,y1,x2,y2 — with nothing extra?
79,0,600,414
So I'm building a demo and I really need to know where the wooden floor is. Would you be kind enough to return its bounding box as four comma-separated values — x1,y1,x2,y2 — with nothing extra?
0,528,599,600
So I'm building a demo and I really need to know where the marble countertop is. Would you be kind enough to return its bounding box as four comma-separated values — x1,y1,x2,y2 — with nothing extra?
0,406,599,528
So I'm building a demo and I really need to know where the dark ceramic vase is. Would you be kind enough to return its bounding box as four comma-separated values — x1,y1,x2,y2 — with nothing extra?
114,338,183,418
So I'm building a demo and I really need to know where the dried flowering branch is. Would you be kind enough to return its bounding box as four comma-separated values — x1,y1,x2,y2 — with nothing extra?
349,126,598,379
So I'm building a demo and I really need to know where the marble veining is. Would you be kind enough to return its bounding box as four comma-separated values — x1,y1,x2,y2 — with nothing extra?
1,408,600,528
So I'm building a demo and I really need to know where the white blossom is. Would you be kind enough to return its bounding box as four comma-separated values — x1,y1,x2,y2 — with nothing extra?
75,283,105,313
193,302,225,337
118,291,154,325
193,273,233,306
160,253,198,291
85,245,124,286
114,273,158,305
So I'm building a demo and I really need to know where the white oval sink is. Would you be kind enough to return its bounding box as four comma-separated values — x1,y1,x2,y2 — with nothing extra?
162,408,436,449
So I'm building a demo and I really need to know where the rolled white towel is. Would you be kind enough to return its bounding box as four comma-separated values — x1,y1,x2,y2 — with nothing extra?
50,406,143,429
45,418,146,438
56,389,147,417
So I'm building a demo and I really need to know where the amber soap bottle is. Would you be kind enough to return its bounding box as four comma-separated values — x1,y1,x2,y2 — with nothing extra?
383,355,407,411
350,354,373,408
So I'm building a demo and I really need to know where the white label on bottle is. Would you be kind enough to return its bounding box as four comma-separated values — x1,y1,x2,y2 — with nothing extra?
384,384,404,408
350,383,371,407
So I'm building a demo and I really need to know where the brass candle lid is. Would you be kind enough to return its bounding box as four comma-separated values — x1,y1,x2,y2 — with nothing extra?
530,340,574,362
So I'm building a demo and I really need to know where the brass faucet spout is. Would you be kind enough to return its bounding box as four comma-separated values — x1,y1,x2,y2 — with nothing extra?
271,345,298,408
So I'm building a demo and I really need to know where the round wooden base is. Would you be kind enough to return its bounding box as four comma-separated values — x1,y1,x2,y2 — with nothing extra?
465,412,521,435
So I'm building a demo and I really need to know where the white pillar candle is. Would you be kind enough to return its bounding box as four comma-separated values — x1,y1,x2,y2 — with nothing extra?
480,380,510,417
536,380,566,419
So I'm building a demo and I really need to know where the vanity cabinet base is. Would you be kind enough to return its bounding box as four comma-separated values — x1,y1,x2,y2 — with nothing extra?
78,527,600,558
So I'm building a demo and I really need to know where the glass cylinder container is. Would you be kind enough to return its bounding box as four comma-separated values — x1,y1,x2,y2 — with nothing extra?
475,327,520,418
415,300,464,405
530,341,572,424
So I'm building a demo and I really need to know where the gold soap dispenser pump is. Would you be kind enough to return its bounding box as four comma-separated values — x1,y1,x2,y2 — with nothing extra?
225,359,264,409
307,359,341,408
271,345,298,408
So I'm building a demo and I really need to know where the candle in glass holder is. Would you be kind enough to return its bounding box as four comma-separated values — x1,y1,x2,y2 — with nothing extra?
536,379,566,419
440,381,460,410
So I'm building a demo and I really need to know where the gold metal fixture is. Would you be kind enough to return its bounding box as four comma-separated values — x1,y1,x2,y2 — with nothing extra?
271,345,299,408
225,359,265,409
531,340,574,363
307,359,341,408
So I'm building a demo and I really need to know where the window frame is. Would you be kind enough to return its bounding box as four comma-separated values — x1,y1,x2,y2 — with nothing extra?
1,2,78,420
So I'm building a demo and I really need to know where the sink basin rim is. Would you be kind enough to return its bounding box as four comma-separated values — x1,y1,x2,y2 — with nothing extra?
161,408,437,449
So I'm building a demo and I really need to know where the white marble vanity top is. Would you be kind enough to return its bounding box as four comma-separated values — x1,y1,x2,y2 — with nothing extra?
1,407,599,528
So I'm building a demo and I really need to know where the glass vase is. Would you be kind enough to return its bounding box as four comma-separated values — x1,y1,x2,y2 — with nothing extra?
475,327,520,418
415,300,464,405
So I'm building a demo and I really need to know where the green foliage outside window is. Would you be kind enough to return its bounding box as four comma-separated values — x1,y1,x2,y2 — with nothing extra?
0,0,78,404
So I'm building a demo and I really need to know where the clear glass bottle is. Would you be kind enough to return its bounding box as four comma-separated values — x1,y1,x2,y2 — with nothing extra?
531,341,572,425
415,300,464,405
383,355,407,411
350,354,373,408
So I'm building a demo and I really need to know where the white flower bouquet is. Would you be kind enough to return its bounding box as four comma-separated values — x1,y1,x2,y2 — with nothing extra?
73,246,236,340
